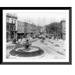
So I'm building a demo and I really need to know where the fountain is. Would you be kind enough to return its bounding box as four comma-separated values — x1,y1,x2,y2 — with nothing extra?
24,39,31,51
10,38,44,57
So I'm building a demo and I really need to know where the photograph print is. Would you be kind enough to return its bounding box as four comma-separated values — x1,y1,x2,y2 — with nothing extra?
2,7,72,64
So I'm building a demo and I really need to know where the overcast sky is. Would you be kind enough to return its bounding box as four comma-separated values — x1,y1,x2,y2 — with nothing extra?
4,10,69,26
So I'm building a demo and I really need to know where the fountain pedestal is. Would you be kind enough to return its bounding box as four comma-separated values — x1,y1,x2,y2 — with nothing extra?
24,39,31,51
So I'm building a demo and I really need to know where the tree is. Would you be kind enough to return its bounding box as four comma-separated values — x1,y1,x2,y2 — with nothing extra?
46,22,63,39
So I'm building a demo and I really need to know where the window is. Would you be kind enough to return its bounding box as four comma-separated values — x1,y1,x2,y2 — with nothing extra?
9,18,12,23
13,19,16,24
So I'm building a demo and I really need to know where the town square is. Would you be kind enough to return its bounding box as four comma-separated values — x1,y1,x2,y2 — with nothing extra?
4,10,68,62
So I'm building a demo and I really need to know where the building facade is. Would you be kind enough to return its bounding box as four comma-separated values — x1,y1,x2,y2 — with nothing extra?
17,21,41,38
24,23,41,35
6,13,17,42
60,20,66,40
17,21,25,38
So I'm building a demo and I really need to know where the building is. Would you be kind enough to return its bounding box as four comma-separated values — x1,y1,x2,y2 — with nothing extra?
6,13,17,42
40,26,46,33
24,22,41,34
17,21,25,38
17,21,41,38
60,20,66,40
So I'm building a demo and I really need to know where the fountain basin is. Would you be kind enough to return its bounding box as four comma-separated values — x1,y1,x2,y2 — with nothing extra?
10,46,44,57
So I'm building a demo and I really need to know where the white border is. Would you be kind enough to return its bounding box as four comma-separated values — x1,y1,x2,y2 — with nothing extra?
3,10,69,62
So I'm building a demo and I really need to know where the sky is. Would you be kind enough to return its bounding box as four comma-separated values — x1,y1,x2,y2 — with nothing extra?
4,10,69,26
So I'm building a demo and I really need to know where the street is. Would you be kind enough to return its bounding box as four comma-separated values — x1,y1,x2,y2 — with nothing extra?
6,38,66,60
